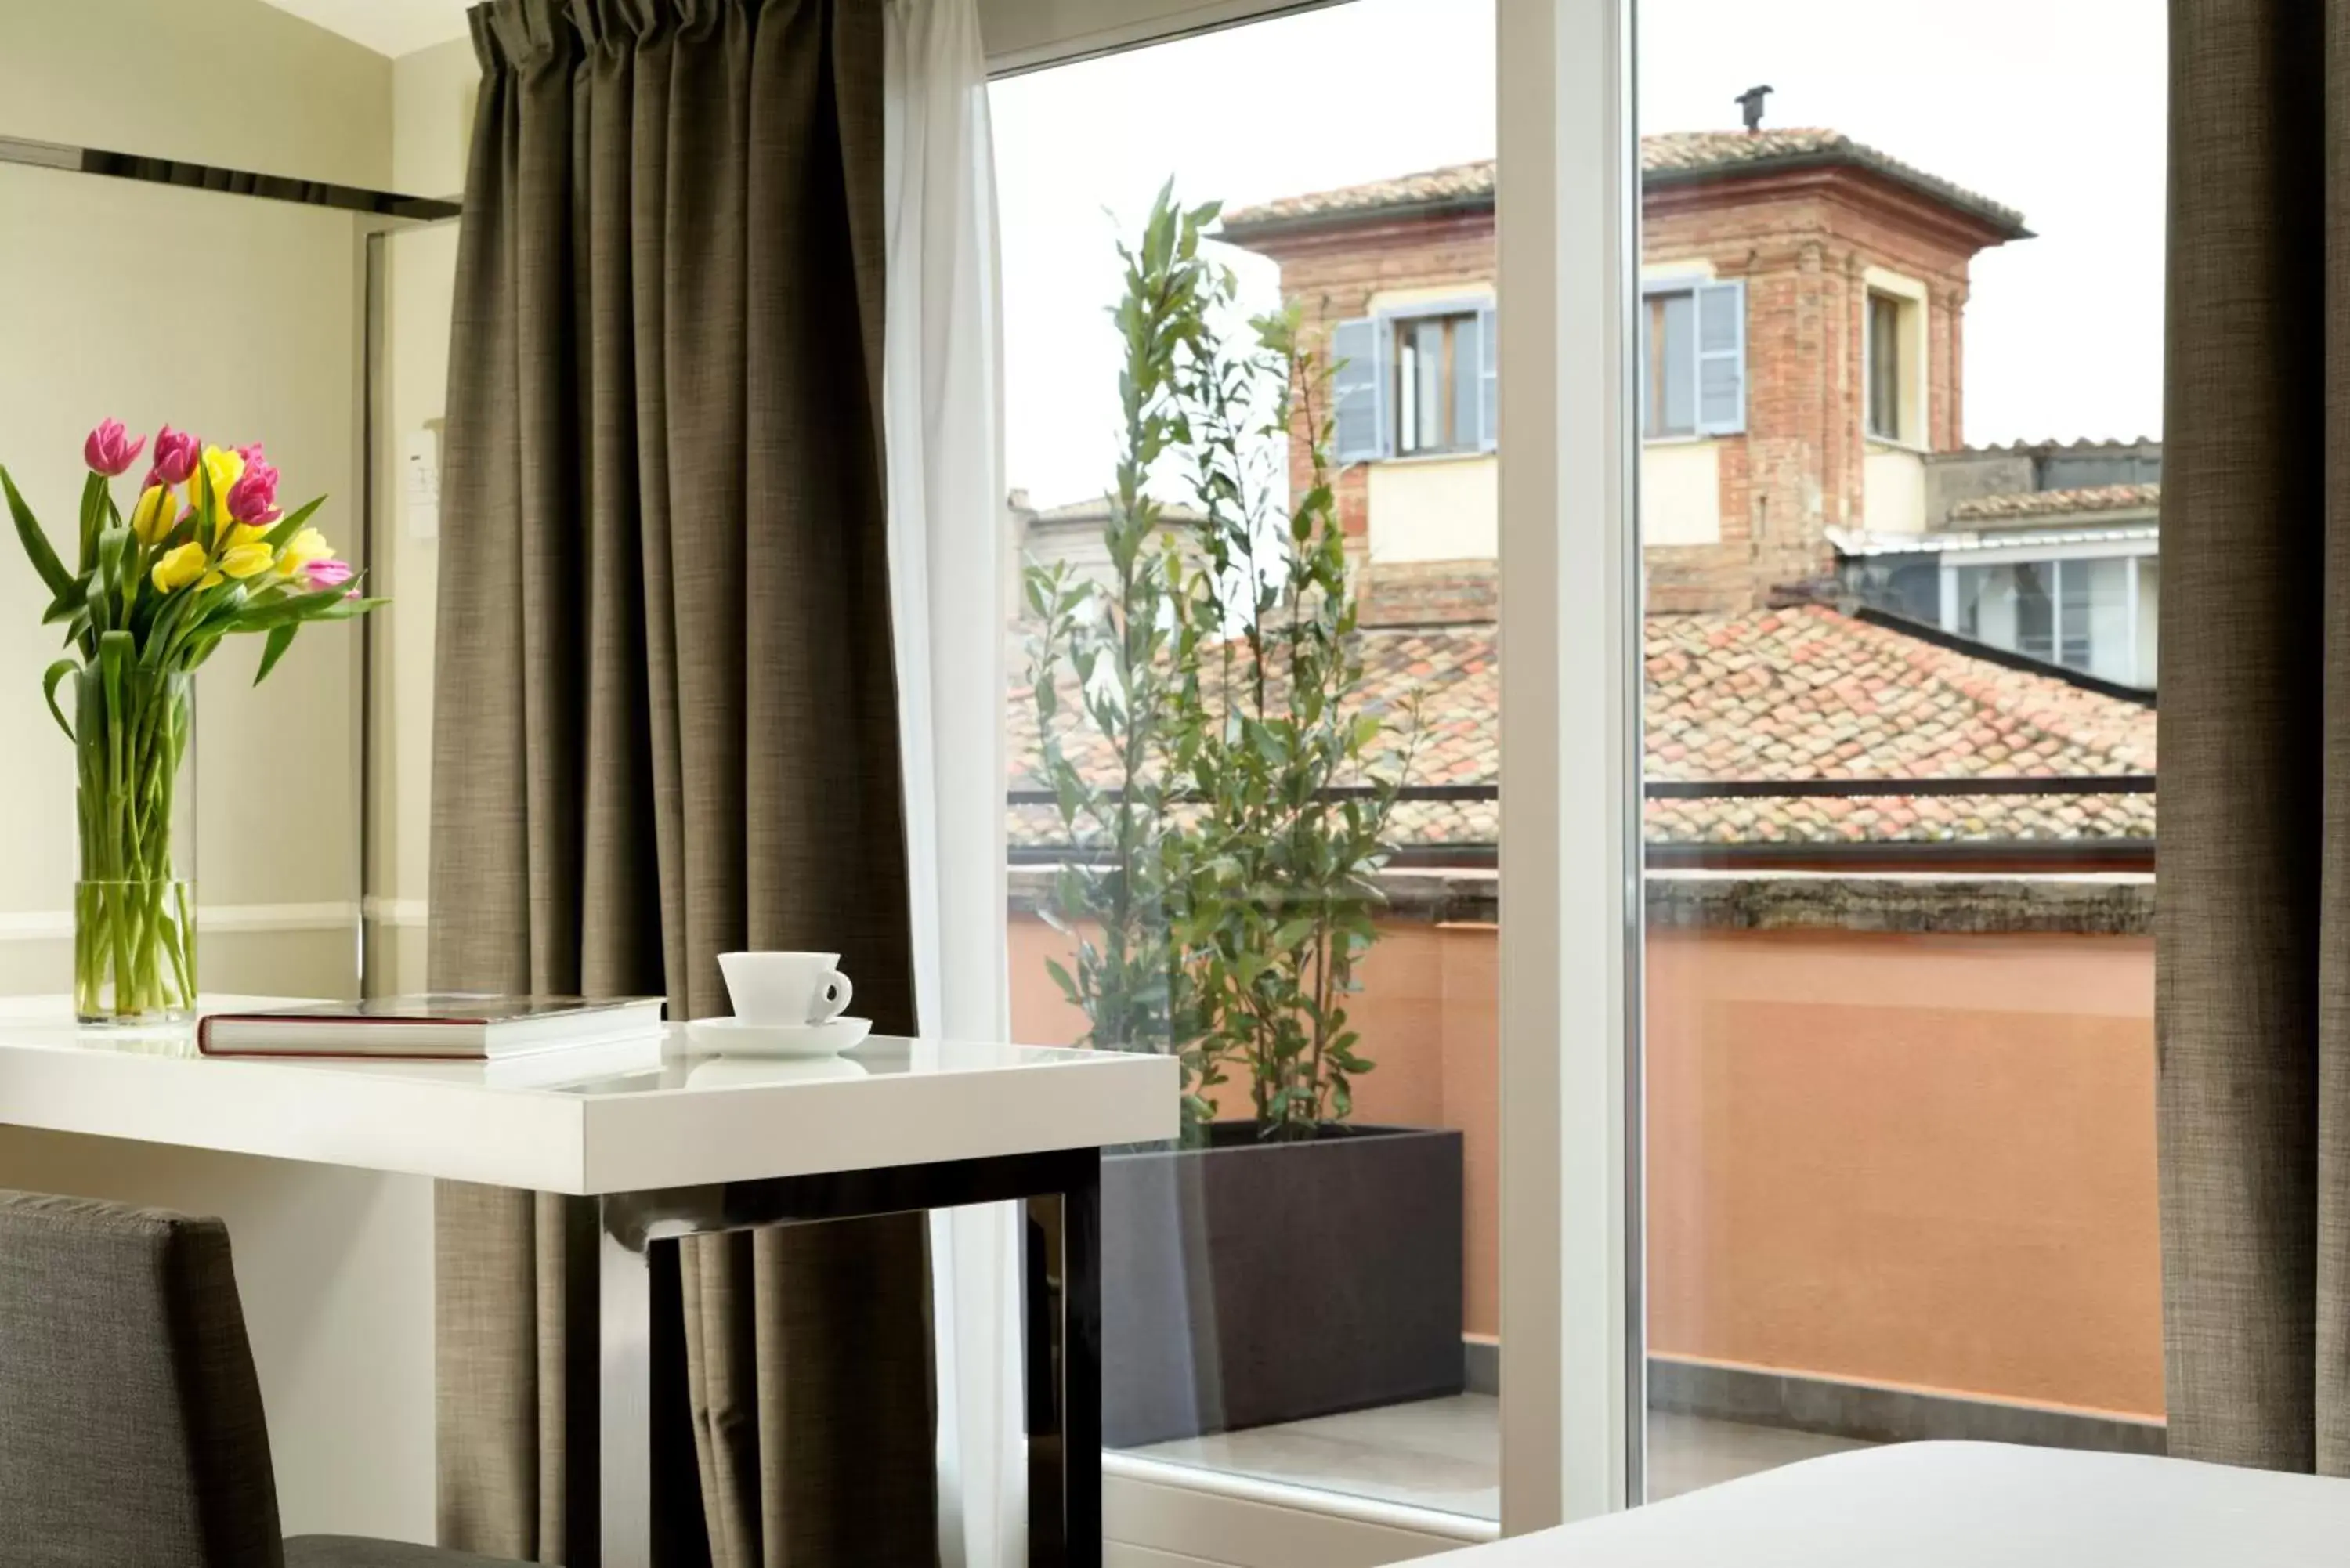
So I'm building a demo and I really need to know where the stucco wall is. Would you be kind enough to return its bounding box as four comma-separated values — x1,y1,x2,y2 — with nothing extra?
1368,456,1498,562
1643,442,1725,547
1009,875,2162,1419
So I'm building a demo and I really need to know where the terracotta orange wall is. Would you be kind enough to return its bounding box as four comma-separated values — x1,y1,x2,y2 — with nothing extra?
1007,915,2162,1418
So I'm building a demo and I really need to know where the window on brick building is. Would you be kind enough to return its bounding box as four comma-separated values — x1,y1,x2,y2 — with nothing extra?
1865,287,1918,443
1640,276,1745,441
1397,309,1480,454
1331,301,1497,462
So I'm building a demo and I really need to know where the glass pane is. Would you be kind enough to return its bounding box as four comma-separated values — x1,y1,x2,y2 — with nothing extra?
1640,0,2162,1504
1454,314,1484,450
1658,291,1696,436
1410,315,1447,452
1869,292,1902,439
993,0,1499,1522
2081,557,2135,681
2013,561,2055,660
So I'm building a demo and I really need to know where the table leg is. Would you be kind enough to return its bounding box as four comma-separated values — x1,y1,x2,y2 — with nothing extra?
599,1201,654,1568
1027,1152,1102,1568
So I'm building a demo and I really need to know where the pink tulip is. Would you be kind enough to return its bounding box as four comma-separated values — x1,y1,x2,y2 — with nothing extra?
302,559,355,591
150,426,200,486
83,419,145,477
226,455,282,525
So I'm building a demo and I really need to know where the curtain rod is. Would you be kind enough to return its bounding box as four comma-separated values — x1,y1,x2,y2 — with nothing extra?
0,135,461,222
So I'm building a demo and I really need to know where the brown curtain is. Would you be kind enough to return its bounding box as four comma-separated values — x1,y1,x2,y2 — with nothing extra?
426,1,936,1562
2157,0,2350,1473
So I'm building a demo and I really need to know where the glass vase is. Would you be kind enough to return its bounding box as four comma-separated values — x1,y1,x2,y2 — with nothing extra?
73,667,196,1024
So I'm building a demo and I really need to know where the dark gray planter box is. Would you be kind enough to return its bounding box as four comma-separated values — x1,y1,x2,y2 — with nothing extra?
1100,1122,1465,1449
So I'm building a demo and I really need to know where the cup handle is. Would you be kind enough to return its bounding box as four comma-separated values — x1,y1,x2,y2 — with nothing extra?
813,970,854,1024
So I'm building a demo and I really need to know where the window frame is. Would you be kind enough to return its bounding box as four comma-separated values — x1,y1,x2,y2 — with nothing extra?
1860,274,1929,450
982,0,1636,1541
1937,538,2160,685
1637,273,1744,444
1383,294,1498,460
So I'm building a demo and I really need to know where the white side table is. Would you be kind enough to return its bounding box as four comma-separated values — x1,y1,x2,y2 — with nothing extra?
0,998,1176,1567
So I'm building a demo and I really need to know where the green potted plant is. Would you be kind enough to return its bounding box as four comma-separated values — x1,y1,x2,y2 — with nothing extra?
1024,186,1464,1447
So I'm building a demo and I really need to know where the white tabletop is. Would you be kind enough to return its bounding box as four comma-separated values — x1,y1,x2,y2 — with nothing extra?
0,996,1178,1194
1452,1441,2350,1566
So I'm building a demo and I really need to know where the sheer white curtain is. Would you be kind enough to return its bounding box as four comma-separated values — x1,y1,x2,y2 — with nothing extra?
881,2,1016,1565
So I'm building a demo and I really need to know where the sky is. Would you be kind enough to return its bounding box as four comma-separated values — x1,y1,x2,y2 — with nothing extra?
989,0,2167,511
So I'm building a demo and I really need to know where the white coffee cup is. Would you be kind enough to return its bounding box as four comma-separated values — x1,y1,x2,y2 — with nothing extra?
718,951,855,1026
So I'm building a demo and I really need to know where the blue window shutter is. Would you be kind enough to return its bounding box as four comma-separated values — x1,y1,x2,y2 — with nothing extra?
1477,304,1499,450
1331,316,1386,463
1695,279,1746,435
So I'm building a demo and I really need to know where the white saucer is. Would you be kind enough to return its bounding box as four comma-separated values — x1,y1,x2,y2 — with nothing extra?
684,1015,872,1060
687,1055,869,1089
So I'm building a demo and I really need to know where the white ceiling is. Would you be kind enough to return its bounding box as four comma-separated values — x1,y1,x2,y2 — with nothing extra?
256,0,473,58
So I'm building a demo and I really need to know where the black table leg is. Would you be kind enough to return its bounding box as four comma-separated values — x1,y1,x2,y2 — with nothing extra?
1025,1150,1102,1568
595,1149,1106,1568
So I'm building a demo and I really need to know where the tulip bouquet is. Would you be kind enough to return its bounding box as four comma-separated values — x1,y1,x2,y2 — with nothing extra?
4,421,380,1022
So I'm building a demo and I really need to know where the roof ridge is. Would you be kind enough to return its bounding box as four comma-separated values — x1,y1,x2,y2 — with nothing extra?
1221,127,2026,238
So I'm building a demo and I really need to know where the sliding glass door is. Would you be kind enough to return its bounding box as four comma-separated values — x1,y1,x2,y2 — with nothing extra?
991,0,1510,1528
1634,0,2167,1500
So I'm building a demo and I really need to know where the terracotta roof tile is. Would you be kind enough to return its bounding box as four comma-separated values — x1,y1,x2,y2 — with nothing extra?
1007,605,2153,851
1947,483,2160,523
1220,130,2027,241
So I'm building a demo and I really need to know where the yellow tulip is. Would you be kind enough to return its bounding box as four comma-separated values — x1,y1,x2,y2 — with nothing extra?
198,570,224,590
218,543,274,580
275,527,334,580
201,446,245,507
151,542,208,594
221,522,267,553
129,484,175,546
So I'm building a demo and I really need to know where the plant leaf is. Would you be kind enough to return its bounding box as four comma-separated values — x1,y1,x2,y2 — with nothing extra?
1,465,77,602
261,494,325,551
252,623,298,686
40,658,75,742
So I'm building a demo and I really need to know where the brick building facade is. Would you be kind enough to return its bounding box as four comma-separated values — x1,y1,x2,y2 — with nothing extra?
1219,128,2030,616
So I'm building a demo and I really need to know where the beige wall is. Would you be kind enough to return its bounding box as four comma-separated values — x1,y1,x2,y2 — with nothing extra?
0,6,436,1545
1367,457,1497,563
392,37,479,196
0,0,400,996
1641,442,1723,547
1861,446,1928,534
0,161,369,1000
1010,910,2163,1419
0,0,390,190
362,39,475,991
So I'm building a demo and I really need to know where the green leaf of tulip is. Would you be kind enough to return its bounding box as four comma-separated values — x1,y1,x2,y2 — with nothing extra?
39,657,74,742
253,623,298,687
261,495,324,551
2,465,77,603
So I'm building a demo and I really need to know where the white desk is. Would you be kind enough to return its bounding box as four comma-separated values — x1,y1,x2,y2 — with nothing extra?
0,999,1177,1567
1441,1440,2350,1566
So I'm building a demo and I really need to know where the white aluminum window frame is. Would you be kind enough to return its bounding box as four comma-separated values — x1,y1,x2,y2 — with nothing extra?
982,0,1637,1552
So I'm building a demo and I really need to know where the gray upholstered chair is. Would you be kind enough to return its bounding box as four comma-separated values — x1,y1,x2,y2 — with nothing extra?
0,1189,515,1567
